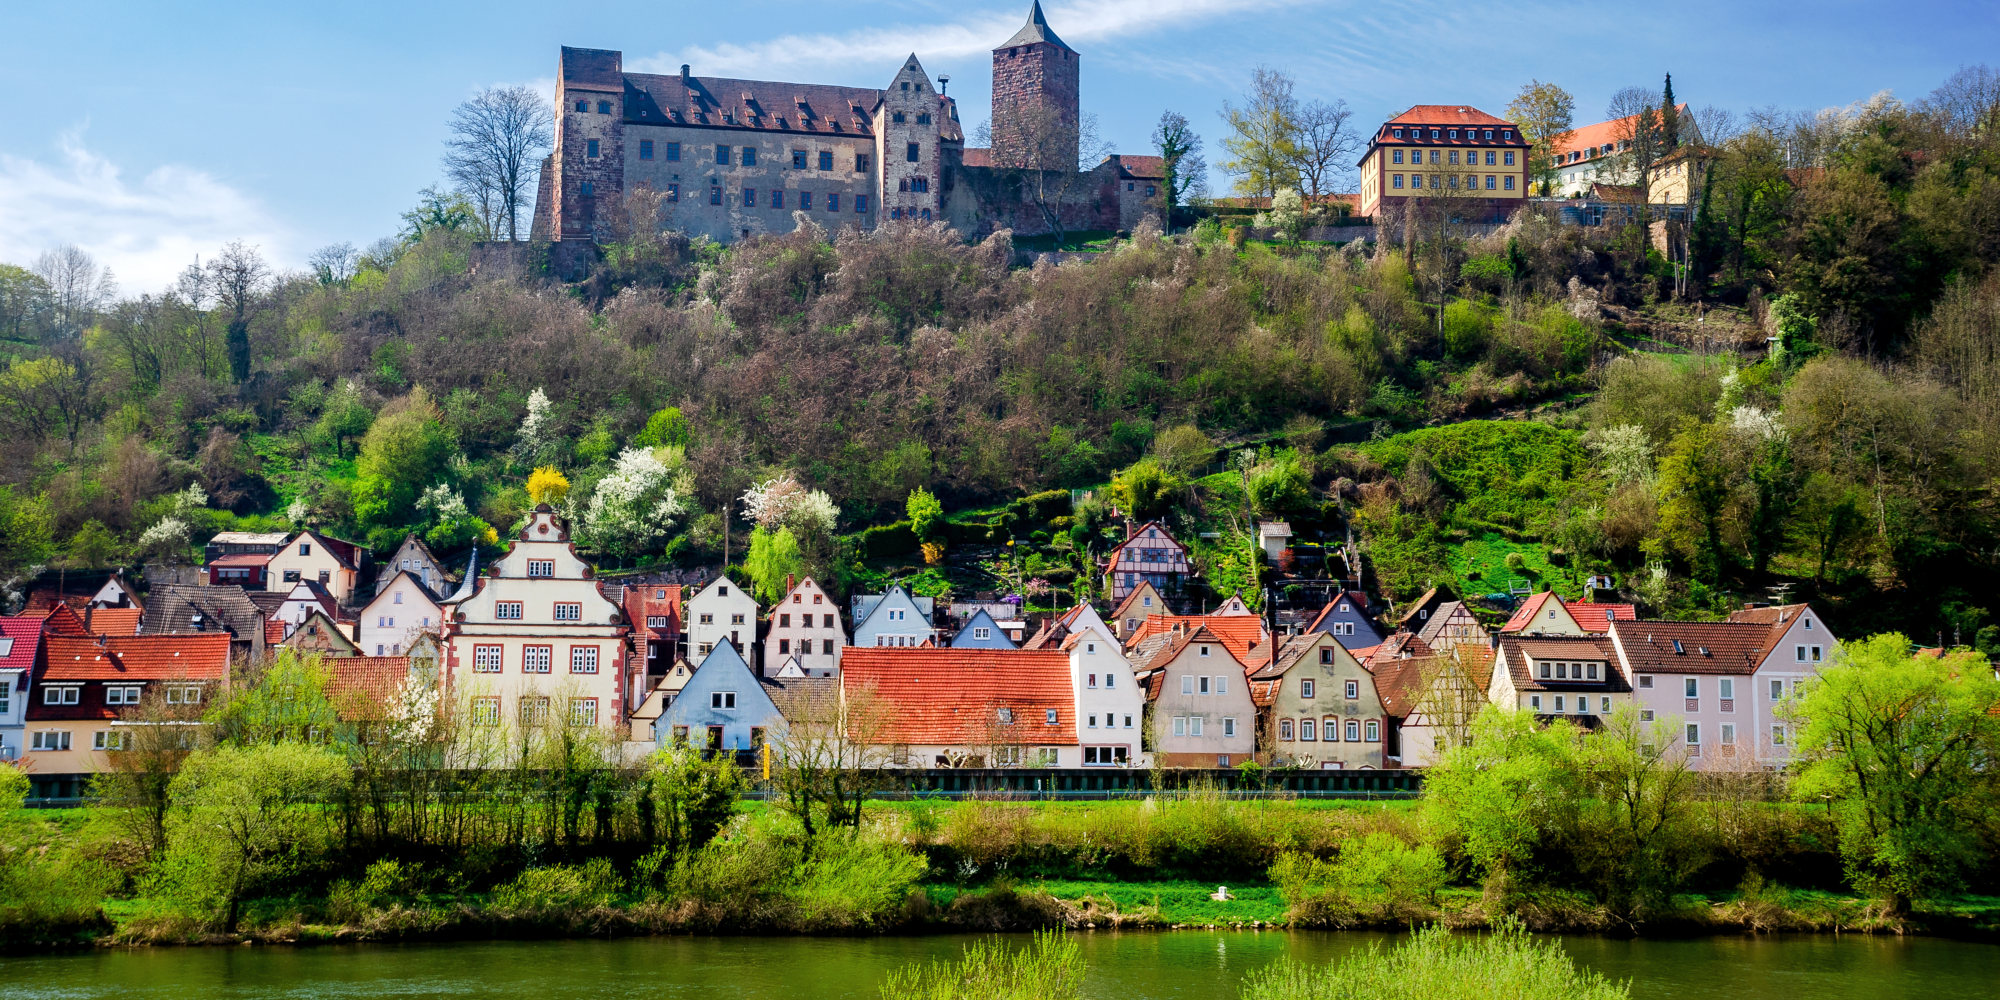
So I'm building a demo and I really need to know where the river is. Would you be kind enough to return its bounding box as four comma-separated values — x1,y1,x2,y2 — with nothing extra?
0,931,1992,998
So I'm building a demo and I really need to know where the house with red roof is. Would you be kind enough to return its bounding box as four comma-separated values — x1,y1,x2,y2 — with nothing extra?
1549,106,1697,202
1488,634,1631,725
263,530,368,606
0,616,46,762
1375,644,1495,768
1500,591,1635,637
840,647,1078,767
1252,631,1387,769
24,631,231,779
1108,580,1169,640
1355,105,1529,222
1102,521,1189,604
1062,629,1146,766
1128,624,1260,768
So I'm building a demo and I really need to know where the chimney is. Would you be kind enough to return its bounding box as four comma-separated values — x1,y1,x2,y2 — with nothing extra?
680,64,690,82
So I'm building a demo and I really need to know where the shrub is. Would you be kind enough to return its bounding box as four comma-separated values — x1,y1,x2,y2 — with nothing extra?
1440,299,1493,358
787,835,928,929
859,520,921,558
490,859,621,910
1237,919,1628,1000
880,930,1083,1000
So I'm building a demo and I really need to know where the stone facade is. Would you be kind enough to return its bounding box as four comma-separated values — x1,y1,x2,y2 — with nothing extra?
990,1,1080,171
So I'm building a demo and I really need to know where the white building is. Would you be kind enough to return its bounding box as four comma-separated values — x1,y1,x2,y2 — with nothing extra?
686,575,759,662
356,570,445,657
1064,630,1146,766
761,576,844,677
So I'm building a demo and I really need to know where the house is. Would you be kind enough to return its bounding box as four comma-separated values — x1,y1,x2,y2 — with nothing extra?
1375,643,1494,768
324,654,427,725
1393,585,1455,632
1489,634,1630,724
1130,625,1259,768
82,607,142,637
0,616,44,762
138,584,269,660
1609,606,1835,771
1125,612,1271,669
686,575,759,662
1022,601,1118,651
1355,105,1530,222
202,531,286,590
263,530,367,605
375,534,457,597
1063,629,1145,766
656,639,785,754
840,647,1077,767
1257,521,1293,564
23,631,232,786
272,579,342,628
1306,590,1386,650
1415,600,1488,653
1109,580,1168,640
623,582,684,719
277,609,362,657
21,569,144,615
442,506,629,735
1253,631,1388,769
761,576,843,677
356,570,445,657
1500,591,1636,636
851,584,935,648
1102,521,1190,604
1548,106,1697,201
1352,631,1434,669
951,608,1017,650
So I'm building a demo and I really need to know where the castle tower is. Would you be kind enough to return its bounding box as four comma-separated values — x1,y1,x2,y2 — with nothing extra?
552,46,627,241
877,55,947,222
990,1,1079,171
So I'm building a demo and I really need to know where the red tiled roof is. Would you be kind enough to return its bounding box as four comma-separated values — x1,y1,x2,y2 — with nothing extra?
207,551,274,568
86,608,142,637
1499,634,1627,693
1551,106,1689,160
1610,620,1777,676
41,605,90,636
41,633,232,681
1387,105,1514,128
1125,614,1269,670
840,647,1076,746
265,619,289,647
1371,655,1428,717
1570,603,1636,632
1108,154,1165,179
0,616,45,672
1501,592,1558,632
1108,581,1162,622
624,583,683,640
327,656,414,720
1359,632,1434,668
1724,603,1812,627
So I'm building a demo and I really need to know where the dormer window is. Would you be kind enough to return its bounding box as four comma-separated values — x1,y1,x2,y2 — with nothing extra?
1045,709,1058,724
997,707,1014,724
1672,639,1685,654
1392,127,1404,138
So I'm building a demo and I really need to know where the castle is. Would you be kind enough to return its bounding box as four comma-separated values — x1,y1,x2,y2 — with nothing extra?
530,2,1164,247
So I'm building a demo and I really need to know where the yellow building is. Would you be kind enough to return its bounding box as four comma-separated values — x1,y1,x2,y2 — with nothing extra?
1356,105,1530,222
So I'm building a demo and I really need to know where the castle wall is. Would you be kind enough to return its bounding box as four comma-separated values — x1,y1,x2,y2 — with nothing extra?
622,126,877,242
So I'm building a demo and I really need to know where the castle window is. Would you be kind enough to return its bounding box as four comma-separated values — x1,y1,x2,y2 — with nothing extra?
715,144,730,165
910,177,929,193
770,189,784,208
1430,128,1440,139
1484,129,1494,140
1448,128,1458,139
916,113,931,125
666,141,681,161
1448,150,1459,164
580,181,594,196
1486,175,1496,189
856,154,870,172
1126,182,1134,191
898,178,907,192
1504,151,1515,166
640,139,654,160
920,207,931,220
827,192,840,212
855,194,869,213
710,186,722,205
743,187,755,206
906,142,920,162
586,139,599,158
818,150,833,171
892,111,905,123
1146,185,1156,196
900,82,909,91
597,100,611,115
890,207,901,219
1429,150,1440,164
800,191,813,209
576,100,588,112
792,149,807,169
666,183,679,202
742,147,757,166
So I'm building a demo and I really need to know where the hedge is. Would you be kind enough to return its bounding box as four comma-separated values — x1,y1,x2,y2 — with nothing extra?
857,520,920,558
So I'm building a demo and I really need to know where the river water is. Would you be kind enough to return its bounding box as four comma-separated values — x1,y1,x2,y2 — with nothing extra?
0,930,1992,998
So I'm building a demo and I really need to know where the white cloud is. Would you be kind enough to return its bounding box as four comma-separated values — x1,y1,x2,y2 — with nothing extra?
630,0,1313,80
0,129,292,295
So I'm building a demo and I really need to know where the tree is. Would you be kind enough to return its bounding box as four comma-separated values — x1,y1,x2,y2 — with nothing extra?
31,244,115,339
313,379,374,459
1286,98,1359,202
583,447,689,559
1655,420,1744,584
1109,458,1183,524
353,389,455,537
1608,85,1669,227
642,745,742,854
1507,80,1577,195
978,106,1109,249
745,526,804,603
1792,636,2000,914
1149,424,1214,477
905,487,944,542
92,681,205,860
400,185,483,243
160,740,347,930
0,264,51,342
633,405,689,448
1151,111,1207,231
1422,707,1581,896
526,466,571,507
443,85,556,242
1259,188,1309,244
207,241,269,384
1570,706,1700,917
1220,67,1301,198
1238,920,1629,1000
767,682,895,839
307,243,359,285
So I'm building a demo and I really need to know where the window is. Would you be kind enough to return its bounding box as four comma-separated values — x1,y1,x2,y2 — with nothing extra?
1539,662,1551,679
1345,680,1360,699
1430,129,1440,139
1300,678,1315,699
1222,717,1237,738
1199,645,1211,657
32,731,71,751
1485,150,1496,165
909,177,928,193
166,685,202,705
1173,716,1187,737
1684,677,1698,698
299,542,312,556
1485,175,1496,190
710,186,723,205
1198,676,1210,694
471,697,500,727
1046,709,1059,724
800,191,813,209
1721,723,1737,746
1392,127,1404,138
973,627,990,640
1686,723,1701,744
817,150,833,171
1392,174,1404,189
742,147,757,166
586,139,599,158
906,142,920,162
523,645,552,674
1300,718,1316,741
570,646,599,674
92,730,130,751
1189,717,1203,737
41,686,76,706
575,100,588,113
473,645,504,672
1555,695,1566,712
1448,150,1459,165
1530,695,1542,710
711,691,737,710
1504,176,1515,190
1280,719,1294,741
1345,720,1360,742
1772,724,1787,746
1640,709,1654,721
998,707,1014,724
1587,663,1599,680
892,110,906,122
770,190,784,208
1392,150,1403,164
666,182,679,202
1504,151,1515,165
715,144,730,164
1365,720,1380,742
1087,714,1098,729
105,685,142,706
856,154,870,172
570,698,599,728
1719,678,1735,701
1770,679,1784,701
1639,675,1653,688
640,139,654,160
1810,645,1823,661
1124,715,1134,728
595,100,611,115
855,194,869,213
517,696,550,726
828,193,840,212
284,570,301,583
792,149,807,169
662,141,680,162
553,602,582,621
823,613,834,627
1216,675,1228,695
1601,697,1610,713
743,187,755,206
527,559,554,578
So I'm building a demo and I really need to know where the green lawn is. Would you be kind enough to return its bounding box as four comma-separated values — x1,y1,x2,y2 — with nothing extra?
1024,879,1291,925
1446,531,1572,600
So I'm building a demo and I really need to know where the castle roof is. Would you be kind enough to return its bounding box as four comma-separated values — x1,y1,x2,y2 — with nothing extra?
999,1,1073,52
620,71,965,143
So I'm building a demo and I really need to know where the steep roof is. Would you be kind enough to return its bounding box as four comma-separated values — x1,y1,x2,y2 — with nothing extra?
1124,614,1269,669
1370,655,1430,717
85,607,142,637
1109,579,1165,621
1105,521,1187,565
840,647,1075,746
0,616,45,673
1106,153,1165,180
1570,602,1638,633
41,633,232,682
998,1,1073,51
1552,106,1691,160
289,530,365,572
1306,590,1377,632
620,68,965,144
1498,634,1627,692
140,585,267,639
624,582,683,639
1361,632,1434,667
1611,619,1778,676
326,656,414,720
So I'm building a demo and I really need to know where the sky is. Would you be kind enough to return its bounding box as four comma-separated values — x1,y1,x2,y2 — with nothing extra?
2,0,1996,293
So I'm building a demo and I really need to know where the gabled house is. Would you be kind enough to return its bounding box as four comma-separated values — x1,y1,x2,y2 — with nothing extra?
443,505,628,735
21,569,143,615
1415,600,1488,653
139,584,269,660
1109,580,1168,640
264,530,367,605
840,647,1077,767
1306,590,1386,650
272,579,342,628
951,608,1017,650
0,616,44,762
1393,585,1455,632
1063,629,1145,766
356,570,445,657
686,575,759,662
24,632,232,781
1131,625,1259,767
1489,634,1629,724
624,582,684,716
762,576,843,677
1253,631,1387,769
375,534,456,597
324,654,428,726
851,584,934,648
1102,521,1190,603
1500,591,1636,636
656,640,785,754
278,609,362,657
1375,643,1494,768
1022,601,1118,651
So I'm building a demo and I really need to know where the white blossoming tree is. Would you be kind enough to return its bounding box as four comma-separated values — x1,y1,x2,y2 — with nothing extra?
513,387,556,464
585,447,690,559
739,474,839,535
417,482,493,550
136,483,210,563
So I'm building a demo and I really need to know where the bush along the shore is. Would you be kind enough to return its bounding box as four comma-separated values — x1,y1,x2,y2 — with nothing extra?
3,638,1997,948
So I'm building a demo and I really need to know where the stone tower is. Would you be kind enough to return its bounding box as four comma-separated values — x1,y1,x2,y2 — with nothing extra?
553,46,626,240
990,1,1079,170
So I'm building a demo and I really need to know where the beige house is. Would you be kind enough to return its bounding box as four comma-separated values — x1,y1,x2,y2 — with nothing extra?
1415,600,1489,653
1108,580,1168,639
1488,634,1630,722
1254,631,1388,769
762,576,844,678
357,570,445,657
264,530,367,605
443,506,629,735
1132,625,1258,767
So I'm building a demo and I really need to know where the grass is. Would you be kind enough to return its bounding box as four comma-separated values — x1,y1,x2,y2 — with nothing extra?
1446,531,1571,600
1025,879,1291,926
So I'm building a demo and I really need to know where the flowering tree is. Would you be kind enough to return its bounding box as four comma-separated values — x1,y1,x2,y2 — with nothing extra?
417,483,494,549
585,447,688,558
526,466,570,506
740,473,838,535
136,483,208,563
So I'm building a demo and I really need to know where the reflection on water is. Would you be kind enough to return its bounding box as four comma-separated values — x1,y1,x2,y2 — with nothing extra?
0,929,1992,999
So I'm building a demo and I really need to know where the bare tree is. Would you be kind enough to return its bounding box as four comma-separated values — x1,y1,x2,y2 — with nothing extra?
31,244,116,339
1151,110,1207,232
307,243,360,285
444,86,556,242
1220,67,1301,198
767,681,895,838
207,241,269,384
1287,98,1359,203
978,106,1110,249
1608,85,1668,226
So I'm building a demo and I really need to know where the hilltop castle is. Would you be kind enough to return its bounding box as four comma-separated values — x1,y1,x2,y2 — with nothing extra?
530,2,1163,247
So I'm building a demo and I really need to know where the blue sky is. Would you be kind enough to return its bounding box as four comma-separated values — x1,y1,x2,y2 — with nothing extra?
2,0,1995,291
